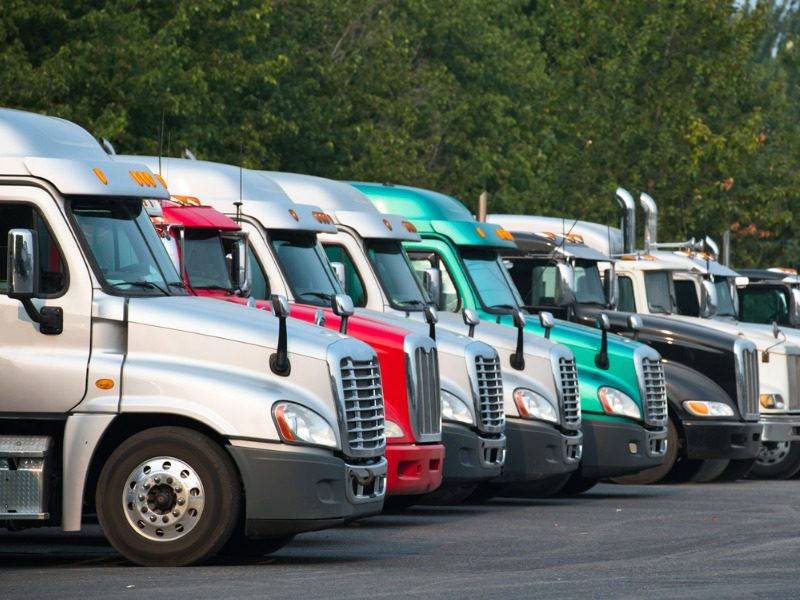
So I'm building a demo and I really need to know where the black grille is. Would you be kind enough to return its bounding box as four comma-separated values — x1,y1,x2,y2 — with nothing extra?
340,357,386,454
736,345,760,421
641,357,667,427
411,347,441,438
474,354,505,434
558,356,581,429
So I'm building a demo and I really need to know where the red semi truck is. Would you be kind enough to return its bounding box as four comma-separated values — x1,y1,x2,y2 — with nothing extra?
148,196,446,498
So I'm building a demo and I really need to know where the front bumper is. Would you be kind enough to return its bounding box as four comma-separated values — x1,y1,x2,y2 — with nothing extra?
760,415,800,442
493,419,581,484
441,422,506,484
227,444,387,539
580,418,668,479
682,419,762,459
385,442,445,496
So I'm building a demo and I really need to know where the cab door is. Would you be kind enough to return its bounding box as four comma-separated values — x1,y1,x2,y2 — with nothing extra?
0,187,93,413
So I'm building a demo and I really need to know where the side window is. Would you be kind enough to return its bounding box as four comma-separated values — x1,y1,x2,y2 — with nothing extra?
245,241,270,300
674,279,700,316
0,203,66,296
617,276,636,313
323,244,366,307
407,250,460,312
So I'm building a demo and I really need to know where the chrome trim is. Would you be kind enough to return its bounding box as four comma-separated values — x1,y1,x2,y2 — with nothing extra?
345,457,388,503
404,335,442,443
633,345,668,427
465,342,506,435
328,339,386,459
734,338,760,422
549,345,581,430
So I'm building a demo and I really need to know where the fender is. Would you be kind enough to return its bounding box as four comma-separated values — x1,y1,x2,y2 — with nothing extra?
661,361,739,419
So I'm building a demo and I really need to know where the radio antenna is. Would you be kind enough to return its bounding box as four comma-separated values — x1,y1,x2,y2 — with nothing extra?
158,109,165,175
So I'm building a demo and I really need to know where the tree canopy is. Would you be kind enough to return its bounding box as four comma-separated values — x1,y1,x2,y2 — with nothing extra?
1,0,798,267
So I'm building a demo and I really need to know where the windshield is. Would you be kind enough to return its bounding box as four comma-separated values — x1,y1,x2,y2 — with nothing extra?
644,271,673,314
366,240,429,310
70,197,184,296
270,232,343,306
739,286,790,325
461,248,524,311
714,279,736,317
184,230,233,291
574,261,606,304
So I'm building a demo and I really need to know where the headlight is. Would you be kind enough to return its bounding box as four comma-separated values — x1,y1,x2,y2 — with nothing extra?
441,389,474,425
513,388,559,423
598,387,641,420
683,400,735,417
385,419,405,439
272,402,338,448
760,394,785,410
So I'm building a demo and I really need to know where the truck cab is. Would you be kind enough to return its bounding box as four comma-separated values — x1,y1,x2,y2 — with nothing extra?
487,220,763,483
259,172,583,498
0,109,387,566
735,269,800,328
353,182,671,490
125,156,507,502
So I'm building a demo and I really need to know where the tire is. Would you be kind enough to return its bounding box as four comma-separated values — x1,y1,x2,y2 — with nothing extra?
497,472,573,499
555,472,598,496
464,482,506,503
96,427,240,567
689,459,730,483
610,417,680,485
749,441,800,480
219,533,295,559
714,458,757,482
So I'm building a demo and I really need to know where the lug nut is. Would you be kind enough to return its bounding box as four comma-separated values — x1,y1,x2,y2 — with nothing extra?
154,476,161,484
149,515,157,522
167,477,173,484
138,494,145,502
172,510,180,517
177,498,185,505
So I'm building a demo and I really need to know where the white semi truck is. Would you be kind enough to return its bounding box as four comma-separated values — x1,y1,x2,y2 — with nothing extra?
0,109,388,566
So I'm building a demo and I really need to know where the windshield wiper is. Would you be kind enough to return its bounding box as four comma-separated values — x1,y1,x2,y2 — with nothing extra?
111,280,168,295
487,303,519,312
194,284,234,293
395,299,426,307
649,303,671,313
298,291,334,302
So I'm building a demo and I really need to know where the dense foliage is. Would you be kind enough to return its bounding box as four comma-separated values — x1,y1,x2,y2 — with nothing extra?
1,0,798,266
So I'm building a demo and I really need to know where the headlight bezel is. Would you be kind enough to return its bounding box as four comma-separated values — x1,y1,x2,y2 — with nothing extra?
272,401,339,449
384,419,405,439
441,388,475,426
513,388,560,424
683,400,736,418
598,387,642,421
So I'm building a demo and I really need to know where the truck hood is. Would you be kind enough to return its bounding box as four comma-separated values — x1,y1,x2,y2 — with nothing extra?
668,314,800,355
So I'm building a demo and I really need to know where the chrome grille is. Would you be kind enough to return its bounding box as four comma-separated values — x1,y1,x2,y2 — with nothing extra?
474,354,505,434
789,355,800,411
340,356,386,455
641,357,668,427
412,346,442,439
735,339,760,421
558,356,581,430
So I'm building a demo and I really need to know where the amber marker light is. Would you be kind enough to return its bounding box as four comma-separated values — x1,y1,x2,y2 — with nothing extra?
93,168,108,185
401,221,417,233
95,379,114,390
475,227,486,238
155,174,168,189
273,404,297,441
288,209,299,221
129,171,145,186
496,229,514,241
383,219,393,231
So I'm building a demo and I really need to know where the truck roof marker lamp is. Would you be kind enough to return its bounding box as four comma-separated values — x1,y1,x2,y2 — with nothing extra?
462,308,480,338
628,314,643,341
595,313,611,370
269,294,291,376
424,304,438,341
6,229,62,335
332,294,354,335
510,309,527,371
93,168,108,185
539,311,555,340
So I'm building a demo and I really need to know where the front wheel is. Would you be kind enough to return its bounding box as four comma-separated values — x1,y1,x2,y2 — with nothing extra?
689,459,730,483
714,458,757,482
96,427,241,567
749,441,800,480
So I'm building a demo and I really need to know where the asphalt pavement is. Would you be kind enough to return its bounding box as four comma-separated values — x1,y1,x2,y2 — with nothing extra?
1,480,799,599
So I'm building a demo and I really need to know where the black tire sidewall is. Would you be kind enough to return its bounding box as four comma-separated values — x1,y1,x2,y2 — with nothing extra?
96,427,241,567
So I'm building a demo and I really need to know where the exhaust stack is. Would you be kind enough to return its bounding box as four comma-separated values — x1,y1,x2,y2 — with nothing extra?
615,187,636,254
640,192,657,253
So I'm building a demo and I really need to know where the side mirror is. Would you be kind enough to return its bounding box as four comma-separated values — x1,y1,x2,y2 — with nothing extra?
791,288,800,326
595,312,610,369
159,225,182,272
510,308,527,370
604,268,619,310
7,229,38,299
332,293,354,334
423,268,442,309
539,311,555,339
734,276,749,288
627,314,642,341
330,261,346,288
230,235,250,295
424,304,438,341
462,307,480,338
555,262,576,307
6,229,63,336
700,280,718,318
269,294,291,376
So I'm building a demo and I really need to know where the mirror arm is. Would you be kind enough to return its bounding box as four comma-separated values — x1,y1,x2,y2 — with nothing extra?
595,329,609,369
19,299,63,335
510,326,525,370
